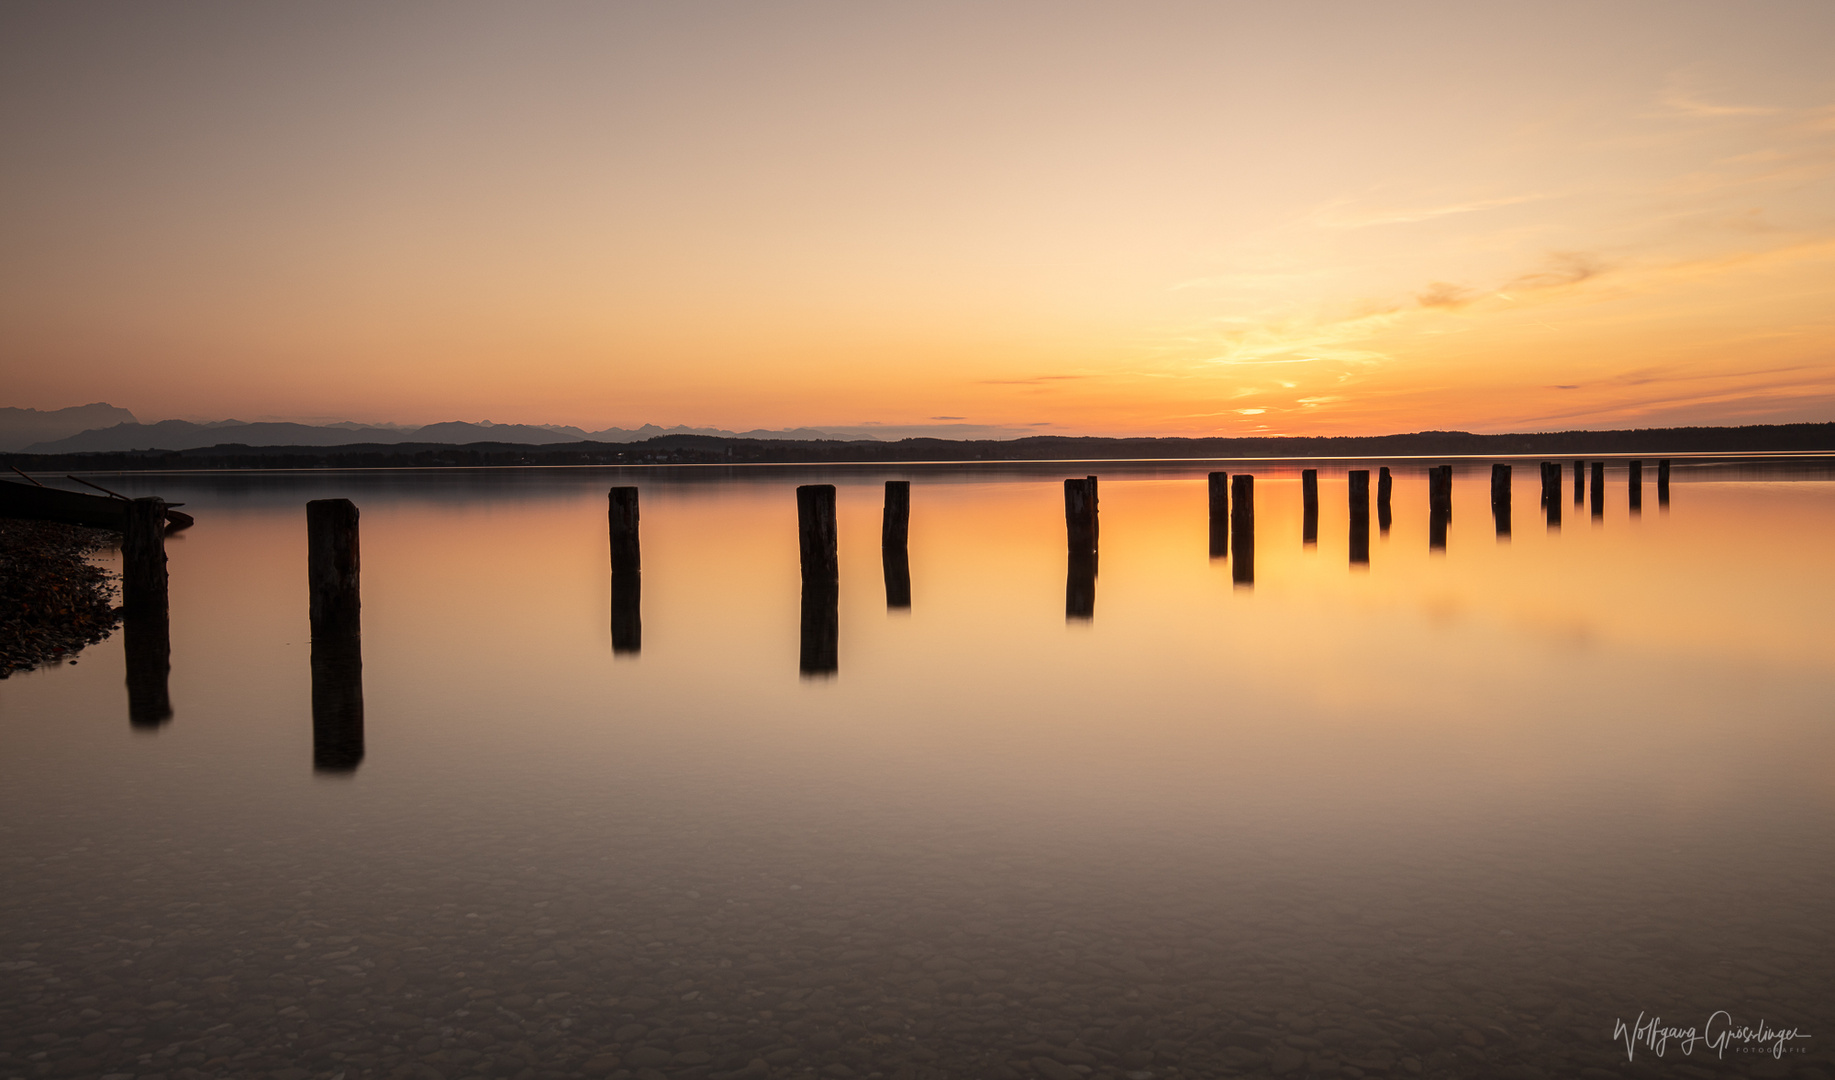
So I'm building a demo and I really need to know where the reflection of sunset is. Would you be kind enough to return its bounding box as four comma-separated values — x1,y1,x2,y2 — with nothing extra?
4,6,1832,435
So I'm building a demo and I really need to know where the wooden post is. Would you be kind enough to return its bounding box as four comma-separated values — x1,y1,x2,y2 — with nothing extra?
306,499,363,772
1429,467,1451,551
1590,461,1605,518
1301,469,1318,546
1348,470,1370,566
1658,459,1671,506
1377,466,1392,532
122,497,168,617
1574,460,1586,504
1628,460,1643,513
1064,478,1096,556
1207,471,1228,558
881,480,910,551
1543,462,1562,528
1087,475,1099,546
1230,474,1254,586
1491,463,1511,538
797,485,839,586
608,487,641,573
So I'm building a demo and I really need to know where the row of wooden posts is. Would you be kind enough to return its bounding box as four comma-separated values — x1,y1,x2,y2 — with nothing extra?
107,460,1678,750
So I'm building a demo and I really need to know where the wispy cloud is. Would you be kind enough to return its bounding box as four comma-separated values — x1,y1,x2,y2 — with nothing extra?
1313,193,1550,230
977,375,1088,385
1660,89,1780,119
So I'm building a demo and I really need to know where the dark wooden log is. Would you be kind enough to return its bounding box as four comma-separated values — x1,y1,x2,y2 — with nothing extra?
1545,462,1563,528
1230,474,1254,586
1574,459,1586,504
123,610,171,729
122,497,168,617
1063,478,1096,556
1087,475,1099,545
1377,466,1392,532
1301,468,1318,546
608,487,641,574
1628,459,1643,512
799,580,838,676
307,498,361,636
1590,461,1605,518
611,571,642,654
1207,471,1228,558
881,480,910,550
1658,459,1671,506
796,484,839,586
1348,470,1370,566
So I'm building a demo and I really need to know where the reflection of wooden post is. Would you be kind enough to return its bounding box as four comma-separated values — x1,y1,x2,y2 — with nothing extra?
882,479,911,610
1658,459,1671,506
608,487,641,573
1066,551,1096,620
1628,460,1643,513
123,609,172,729
1491,464,1511,538
800,581,838,676
1574,460,1585,504
123,498,168,617
1230,475,1254,586
1377,467,1392,533
306,499,363,773
1208,472,1228,558
610,571,641,654
1348,470,1370,567
1301,469,1318,546
1064,478,1095,556
1590,461,1605,518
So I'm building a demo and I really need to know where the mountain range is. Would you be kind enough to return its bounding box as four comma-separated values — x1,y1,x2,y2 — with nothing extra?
1,406,1039,453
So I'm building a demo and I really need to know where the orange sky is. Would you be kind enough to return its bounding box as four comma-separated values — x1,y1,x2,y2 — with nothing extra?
2,2,1833,437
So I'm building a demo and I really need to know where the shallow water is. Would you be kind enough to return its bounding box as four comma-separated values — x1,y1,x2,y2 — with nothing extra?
2,459,1831,1080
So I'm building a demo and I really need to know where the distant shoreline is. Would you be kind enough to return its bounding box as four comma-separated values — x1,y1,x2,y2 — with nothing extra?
3,421,1833,472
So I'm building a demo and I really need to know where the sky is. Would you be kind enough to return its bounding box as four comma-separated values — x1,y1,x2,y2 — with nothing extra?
2,1,1833,437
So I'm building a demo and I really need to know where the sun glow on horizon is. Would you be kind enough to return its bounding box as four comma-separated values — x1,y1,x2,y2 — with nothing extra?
1,2,1832,437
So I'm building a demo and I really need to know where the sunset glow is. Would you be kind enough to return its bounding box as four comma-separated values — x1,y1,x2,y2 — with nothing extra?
3,2,1832,435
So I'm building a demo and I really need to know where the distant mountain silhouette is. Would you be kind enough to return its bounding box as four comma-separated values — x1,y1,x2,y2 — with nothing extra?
21,416,1012,452
0,403,137,451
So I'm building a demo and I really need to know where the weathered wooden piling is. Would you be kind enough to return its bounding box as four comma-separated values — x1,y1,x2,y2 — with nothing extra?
122,497,168,617
1208,472,1229,558
1087,475,1099,545
1628,459,1643,512
881,480,912,609
1590,461,1605,518
1348,470,1370,566
1230,474,1254,586
608,487,641,573
307,499,361,634
881,481,910,551
610,571,642,654
1301,469,1319,546
1428,465,1453,518
306,499,363,773
796,485,839,586
1377,466,1393,532
1064,478,1096,557
1658,459,1671,506
1543,462,1563,528
1574,460,1586,504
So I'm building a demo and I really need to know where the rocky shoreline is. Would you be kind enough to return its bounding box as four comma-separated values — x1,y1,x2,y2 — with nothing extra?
0,518,121,678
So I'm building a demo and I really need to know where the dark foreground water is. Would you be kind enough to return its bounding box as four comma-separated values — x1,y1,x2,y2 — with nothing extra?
2,459,1831,1080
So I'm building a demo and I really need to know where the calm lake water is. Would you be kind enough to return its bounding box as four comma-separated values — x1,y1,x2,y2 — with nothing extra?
2,459,1831,1080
